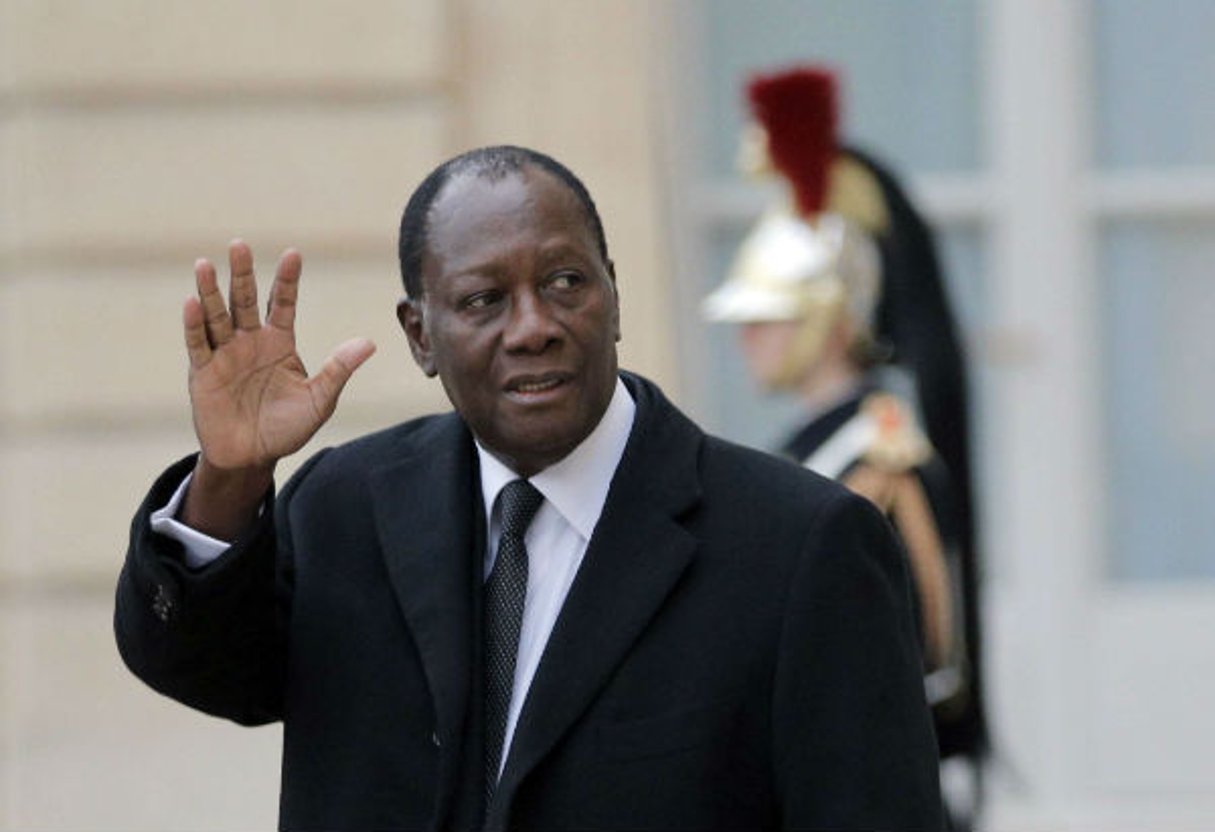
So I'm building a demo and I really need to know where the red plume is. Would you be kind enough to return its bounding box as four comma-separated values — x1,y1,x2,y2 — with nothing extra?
746,66,839,217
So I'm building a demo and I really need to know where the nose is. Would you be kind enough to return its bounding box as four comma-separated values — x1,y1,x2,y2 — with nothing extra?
738,322,765,351
502,290,561,354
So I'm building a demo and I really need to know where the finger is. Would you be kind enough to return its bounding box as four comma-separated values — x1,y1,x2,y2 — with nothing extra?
267,248,303,332
227,239,261,331
182,296,212,368
195,257,234,347
307,337,377,420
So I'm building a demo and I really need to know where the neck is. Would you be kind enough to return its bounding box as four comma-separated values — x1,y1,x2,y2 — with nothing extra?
797,357,863,421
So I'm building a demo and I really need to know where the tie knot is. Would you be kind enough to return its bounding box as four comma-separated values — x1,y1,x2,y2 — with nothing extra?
499,479,543,539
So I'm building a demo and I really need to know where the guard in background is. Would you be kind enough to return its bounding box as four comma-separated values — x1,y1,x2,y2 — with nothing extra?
702,66,987,829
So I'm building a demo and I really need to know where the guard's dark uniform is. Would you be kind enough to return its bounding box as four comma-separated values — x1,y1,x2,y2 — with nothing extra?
781,381,977,756
701,67,989,830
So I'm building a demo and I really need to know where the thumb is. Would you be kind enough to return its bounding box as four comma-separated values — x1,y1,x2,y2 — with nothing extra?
309,337,377,418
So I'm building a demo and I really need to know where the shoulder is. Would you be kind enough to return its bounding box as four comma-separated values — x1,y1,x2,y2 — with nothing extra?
328,411,464,461
282,411,465,493
702,432,841,497
856,391,932,472
696,434,906,613
697,432,864,535
623,370,857,524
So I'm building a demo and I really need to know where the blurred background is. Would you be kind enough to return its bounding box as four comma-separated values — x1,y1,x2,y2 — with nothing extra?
1,1,1212,829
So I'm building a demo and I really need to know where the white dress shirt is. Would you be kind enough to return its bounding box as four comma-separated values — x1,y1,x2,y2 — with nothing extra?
150,478,232,568
151,378,637,778
476,377,634,776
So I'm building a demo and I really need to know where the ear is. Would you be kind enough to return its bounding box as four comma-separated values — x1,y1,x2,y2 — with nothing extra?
833,308,857,346
397,297,438,377
604,258,622,343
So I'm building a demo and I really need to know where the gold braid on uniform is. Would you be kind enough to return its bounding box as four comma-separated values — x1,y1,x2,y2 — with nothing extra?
840,394,955,671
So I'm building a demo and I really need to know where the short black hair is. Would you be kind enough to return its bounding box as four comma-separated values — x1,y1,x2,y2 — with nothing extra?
397,145,610,299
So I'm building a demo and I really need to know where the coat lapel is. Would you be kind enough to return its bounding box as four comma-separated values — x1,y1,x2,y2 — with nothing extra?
490,376,704,826
368,415,480,828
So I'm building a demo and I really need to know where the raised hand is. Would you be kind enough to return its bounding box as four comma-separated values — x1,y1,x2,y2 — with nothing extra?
180,240,375,538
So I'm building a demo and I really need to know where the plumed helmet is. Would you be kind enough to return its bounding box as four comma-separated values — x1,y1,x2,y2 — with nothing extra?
702,67,887,345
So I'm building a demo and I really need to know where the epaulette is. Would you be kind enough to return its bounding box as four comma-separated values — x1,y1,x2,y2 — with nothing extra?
859,392,932,472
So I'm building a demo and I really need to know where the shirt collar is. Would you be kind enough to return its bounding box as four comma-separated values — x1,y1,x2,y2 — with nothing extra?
477,376,636,540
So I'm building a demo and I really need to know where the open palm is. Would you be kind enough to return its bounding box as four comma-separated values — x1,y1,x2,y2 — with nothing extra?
185,241,376,471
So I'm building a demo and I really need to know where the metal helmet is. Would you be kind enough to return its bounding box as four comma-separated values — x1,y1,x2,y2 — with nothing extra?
702,67,889,385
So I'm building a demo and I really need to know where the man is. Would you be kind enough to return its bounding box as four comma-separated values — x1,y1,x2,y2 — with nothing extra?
115,145,942,830
702,67,986,827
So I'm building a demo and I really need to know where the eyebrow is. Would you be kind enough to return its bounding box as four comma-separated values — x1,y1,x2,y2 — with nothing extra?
444,237,597,281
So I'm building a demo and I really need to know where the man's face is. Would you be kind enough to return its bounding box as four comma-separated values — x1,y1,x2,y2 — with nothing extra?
399,166,621,477
738,320,805,389
737,304,843,392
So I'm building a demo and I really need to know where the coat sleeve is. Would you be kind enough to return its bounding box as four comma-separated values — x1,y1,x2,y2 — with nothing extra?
772,488,944,830
113,451,324,726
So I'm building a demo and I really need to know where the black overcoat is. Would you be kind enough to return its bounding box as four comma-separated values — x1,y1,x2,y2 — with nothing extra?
115,374,942,831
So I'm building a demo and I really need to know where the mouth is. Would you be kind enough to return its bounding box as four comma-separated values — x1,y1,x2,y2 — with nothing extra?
504,372,572,401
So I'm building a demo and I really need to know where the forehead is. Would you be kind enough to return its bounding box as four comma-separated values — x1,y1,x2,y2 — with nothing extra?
423,166,598,278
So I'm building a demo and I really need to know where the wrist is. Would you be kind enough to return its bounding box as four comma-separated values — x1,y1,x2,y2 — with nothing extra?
180,455,275,540
194,453,275,489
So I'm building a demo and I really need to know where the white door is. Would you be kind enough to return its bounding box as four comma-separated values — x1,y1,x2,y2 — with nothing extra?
660,1,1215,828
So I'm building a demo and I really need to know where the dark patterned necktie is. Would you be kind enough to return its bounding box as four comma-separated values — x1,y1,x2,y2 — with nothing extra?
484,478,543,806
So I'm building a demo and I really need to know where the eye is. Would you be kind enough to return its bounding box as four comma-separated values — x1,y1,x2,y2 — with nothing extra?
461,289,502,310
547,271,584,291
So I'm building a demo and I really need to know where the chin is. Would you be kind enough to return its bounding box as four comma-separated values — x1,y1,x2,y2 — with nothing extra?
484,426,579,475
753,370,784,389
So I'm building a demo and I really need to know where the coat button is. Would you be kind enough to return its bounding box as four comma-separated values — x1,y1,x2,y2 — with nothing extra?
152,585,173,622
431,731,441,748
